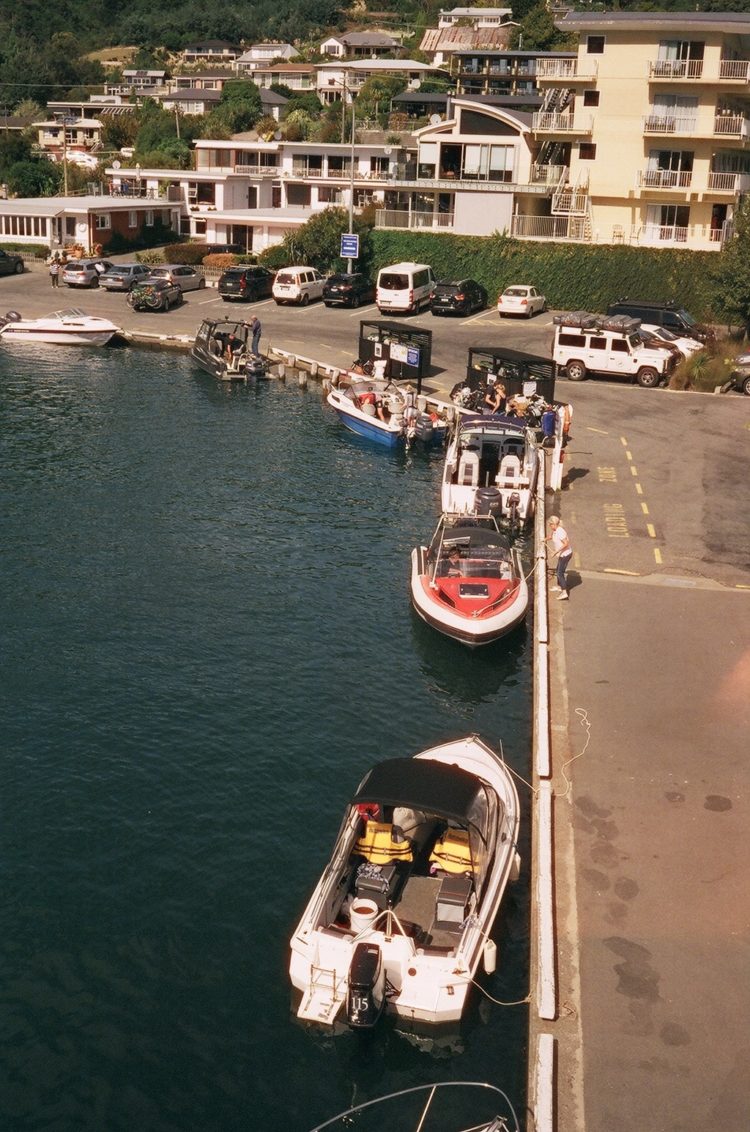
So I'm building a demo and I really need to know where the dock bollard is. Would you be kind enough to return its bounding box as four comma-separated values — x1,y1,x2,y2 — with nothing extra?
277,364,286,381
331,369,340,387
310,361,318,378
298,371,308,388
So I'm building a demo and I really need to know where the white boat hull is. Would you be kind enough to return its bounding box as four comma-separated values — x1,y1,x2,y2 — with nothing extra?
290,736,521,1026
0,309,121,347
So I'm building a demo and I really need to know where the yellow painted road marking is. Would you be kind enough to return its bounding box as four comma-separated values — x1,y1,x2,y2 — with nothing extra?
603,502,630,537
604,567,642,576
641,502,649,515
598,466,617,482
630,465,638,476
625,449,633,461
654,548,663,564
620,436,628,446
647,523,657,538
635,482,643,495
587,426,609,434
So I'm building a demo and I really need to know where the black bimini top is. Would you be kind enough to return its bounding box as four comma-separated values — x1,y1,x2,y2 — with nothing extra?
352,757,483,825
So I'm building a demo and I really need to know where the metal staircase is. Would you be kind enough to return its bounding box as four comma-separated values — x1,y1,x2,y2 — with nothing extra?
551,169,592,242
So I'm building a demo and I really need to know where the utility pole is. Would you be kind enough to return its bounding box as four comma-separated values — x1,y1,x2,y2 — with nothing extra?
348,73,355,275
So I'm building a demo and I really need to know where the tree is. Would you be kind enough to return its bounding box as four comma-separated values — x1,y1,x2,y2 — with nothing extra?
708,196,750,336
6,159,61,197
511,3,577,51
273,206,374,274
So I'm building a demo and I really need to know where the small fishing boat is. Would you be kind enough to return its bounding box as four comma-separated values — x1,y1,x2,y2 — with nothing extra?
441,414,540,529
410,515,528,647
0,308,121,347
290,735,520,1028
191,317,270,382
309,1081,520,1132
326,375,447,449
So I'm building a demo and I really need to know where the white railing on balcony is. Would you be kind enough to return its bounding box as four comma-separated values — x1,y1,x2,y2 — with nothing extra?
532,112,592,133
375,209,454,230
714,114,750,137
707,170,750,192
648,58,704,80
530,163,568,185
638,169,692,189
233,164,279,176
535,58,597,81
634,224,689,246
510,214,589,241
643,114,697,134
719,59,750,81
291,163,324,177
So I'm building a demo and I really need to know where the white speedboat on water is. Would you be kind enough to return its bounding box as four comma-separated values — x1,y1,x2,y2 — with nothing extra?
290,735,520,1028
0,308,121,347
441,414,540,529
309,1081,520,1132
410,515,528,647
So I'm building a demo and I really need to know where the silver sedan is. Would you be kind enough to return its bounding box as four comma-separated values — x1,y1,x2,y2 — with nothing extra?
146,265,206,293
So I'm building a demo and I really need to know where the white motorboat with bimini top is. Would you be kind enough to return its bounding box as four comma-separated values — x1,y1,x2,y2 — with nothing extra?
0,308,121,347
441,414,540,530
309,1081,520,1132
290,735,520,1028
410,515,528,647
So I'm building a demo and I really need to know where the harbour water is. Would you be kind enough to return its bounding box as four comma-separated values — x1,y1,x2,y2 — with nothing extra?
0,345,532,1131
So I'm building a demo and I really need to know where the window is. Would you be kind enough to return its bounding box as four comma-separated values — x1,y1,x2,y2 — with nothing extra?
95,213,110,230
128,210,137,228
583,90,599,107
579,143,597,160
588,336,607,351
611,339,629,353
145,210,154,226
587,36,605,55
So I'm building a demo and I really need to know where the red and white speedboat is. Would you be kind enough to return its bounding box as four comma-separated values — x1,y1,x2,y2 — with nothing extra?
410,515,528,647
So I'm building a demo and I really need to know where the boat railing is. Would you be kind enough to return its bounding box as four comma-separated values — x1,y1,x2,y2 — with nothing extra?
309,1081,520,1132
353,905,416,952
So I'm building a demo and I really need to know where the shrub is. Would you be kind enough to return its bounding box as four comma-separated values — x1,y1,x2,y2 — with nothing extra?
202,253,238,270
162,242,211,265
258,243,291,271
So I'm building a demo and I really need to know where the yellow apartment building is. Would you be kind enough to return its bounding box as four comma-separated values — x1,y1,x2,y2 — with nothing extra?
523,10,750,251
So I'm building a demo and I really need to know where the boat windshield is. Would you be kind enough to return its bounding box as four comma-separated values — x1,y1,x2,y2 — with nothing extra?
51,308,88,320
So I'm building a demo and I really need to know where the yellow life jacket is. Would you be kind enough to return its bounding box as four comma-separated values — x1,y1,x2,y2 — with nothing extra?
429,828,475,875
355,821,413,864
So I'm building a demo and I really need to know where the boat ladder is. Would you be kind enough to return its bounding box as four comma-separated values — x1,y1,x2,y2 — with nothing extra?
297,963,347,1025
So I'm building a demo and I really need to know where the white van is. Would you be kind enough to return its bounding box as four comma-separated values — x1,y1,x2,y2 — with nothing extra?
376,262,435,315
272,265,325,306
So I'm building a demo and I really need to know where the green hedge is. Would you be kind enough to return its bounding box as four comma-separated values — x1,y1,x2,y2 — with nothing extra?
370,231,720,321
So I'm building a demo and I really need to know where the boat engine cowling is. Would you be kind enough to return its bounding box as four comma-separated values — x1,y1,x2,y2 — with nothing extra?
475,486,504,517
414,412,434,444
346,942,385,1029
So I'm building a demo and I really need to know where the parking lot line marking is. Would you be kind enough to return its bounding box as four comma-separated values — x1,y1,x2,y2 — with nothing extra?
604,567,642,576
348,304,377,317
587,426,609,434
654,548,663,565
641,501,650,515
461,308,497,326
197,296,220,305
647,523,657,538
634,482,643,495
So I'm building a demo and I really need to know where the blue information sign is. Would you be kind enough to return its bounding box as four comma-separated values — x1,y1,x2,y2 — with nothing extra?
340,233,359,259
406,347,420,368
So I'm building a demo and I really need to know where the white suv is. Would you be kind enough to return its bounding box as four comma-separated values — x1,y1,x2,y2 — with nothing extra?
552,312,677,388
272,266,325,306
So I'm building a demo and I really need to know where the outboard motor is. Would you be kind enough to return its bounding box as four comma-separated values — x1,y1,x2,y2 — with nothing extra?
414,412,434,445
346,942,385,1029
475,486,504,518
5,310,22,322
246,355,269,379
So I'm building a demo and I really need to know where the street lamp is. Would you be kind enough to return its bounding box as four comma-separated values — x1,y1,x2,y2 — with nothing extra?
59,114,77,196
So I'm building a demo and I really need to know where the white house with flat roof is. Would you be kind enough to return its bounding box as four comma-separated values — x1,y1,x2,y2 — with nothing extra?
438,8,513,29
316,60,449,103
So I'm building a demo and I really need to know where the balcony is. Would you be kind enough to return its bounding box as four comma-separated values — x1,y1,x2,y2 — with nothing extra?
713,114,750,138
375,209,454,231
707,170,750,193
643,115,697,136
719,59,750,82
530,163,568,185
233,163,279,176
648,59,704,81
511,214,589,241
532,112,593,135
535,59,597,82
637,169,692,190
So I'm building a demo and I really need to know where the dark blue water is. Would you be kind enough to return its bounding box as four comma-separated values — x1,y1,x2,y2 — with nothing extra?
0,345,532,1132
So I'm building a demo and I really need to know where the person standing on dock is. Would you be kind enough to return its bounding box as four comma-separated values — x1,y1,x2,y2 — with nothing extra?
250,315,262,358
547,515,573,600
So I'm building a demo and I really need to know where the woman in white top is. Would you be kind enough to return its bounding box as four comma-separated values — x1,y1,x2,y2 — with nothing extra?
547,515,572,600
